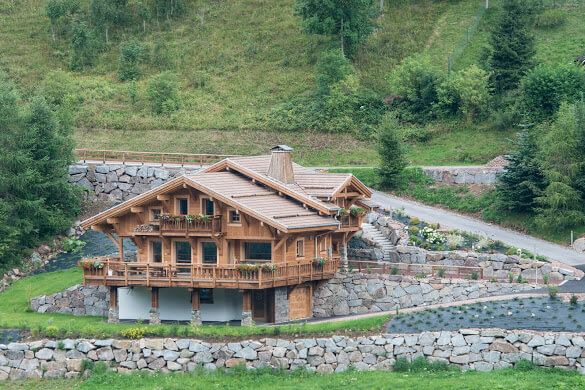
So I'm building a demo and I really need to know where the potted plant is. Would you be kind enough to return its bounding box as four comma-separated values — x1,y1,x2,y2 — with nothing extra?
338,208,349,217
350,207,366,217
261,263,278,271
313,257,330,267
77,258,104,269
236,263,259,274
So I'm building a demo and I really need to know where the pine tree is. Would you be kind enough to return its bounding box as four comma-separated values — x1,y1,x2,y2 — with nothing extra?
377,113,407,188
487,0,535,92
496,123,546,212
295,0,377,58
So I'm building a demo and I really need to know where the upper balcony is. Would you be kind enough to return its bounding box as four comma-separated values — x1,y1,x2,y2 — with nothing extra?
133,215,222,236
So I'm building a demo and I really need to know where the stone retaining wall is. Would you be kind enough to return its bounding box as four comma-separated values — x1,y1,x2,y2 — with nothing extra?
3,330,585,380
30,285,110,317
68,163,200,202
312,272,536,318
348,246,579,282
422,167,504,185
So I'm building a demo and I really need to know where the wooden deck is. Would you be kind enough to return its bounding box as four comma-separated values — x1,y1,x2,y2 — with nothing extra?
82,259,340,289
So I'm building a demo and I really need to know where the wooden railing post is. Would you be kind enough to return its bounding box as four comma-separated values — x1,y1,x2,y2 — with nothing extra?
147,263,150,287
125,264,128,285
259,268,262,288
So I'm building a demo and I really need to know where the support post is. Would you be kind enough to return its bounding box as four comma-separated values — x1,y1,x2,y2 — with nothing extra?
241,291,253,326
107,287,119,323
190,289,202,326
340,243,348,269
150,287,160,325
119,237,124,261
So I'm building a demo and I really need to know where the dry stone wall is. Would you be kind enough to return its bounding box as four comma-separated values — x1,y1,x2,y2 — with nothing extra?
68,163,201,202
312,272,536,318
29,285,110,317
422,167,504,185
3,330,585,380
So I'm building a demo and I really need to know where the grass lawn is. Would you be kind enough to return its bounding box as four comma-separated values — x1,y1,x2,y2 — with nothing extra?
0,268,388,339
3,365,584,389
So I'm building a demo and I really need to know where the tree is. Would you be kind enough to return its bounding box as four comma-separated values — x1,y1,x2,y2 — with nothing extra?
377,113,407,188
137,1,151,32
314,49,354,96
486,0,535,93
0,75,80,271
295,0,377,58
69,20,95,70
535,101,585,229
496,123,546,212
46,0,64,42
90,0,127,42
436,65,491,121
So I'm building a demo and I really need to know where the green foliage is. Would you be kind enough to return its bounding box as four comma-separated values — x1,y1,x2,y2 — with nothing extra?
294,0,377,58
152,38,171,70
377,113,407,188
62,237,86,253
547,285,559,298
408,226,419,235
534,8,567,29
394,357,452,373
389,55,442,123
0,76,81,272
147,72,180,115
68,20,95,71
436,65,491,121
314,49,354,96
536,101,585,229
520,64,585,121
118,39,149,81
496,124,546,212
486,0,536,92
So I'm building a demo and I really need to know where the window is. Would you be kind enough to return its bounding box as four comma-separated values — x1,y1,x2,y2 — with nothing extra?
175,241,191,264
200,289,213,304
296,240,304,258
151,241,162,263
150,208,162,222
245,242,272,261
177,198,188,215
202,242,218,264
202,198,214,216
229,210,240,224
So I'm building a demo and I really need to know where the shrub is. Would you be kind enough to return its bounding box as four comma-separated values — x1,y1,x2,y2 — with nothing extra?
393,357,410,372
147,72,180,115
516,274,523,283
121,327,148,339
391,266,398,275
471,271,479,280
542,273,549,285
315,49,354,96
408,226,419,235
44,325,59,338
508,273,515,283
377,112,407,189
535,8,567,29
409,217,420,225
520,64,585,121
570,295,578,305
436,65,491,121
445,233,465,248
118,40,149,81
437,268,445,278
547,285,559,298
389,55,442,123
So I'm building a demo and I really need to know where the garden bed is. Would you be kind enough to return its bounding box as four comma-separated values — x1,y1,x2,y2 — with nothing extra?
388,296,585,333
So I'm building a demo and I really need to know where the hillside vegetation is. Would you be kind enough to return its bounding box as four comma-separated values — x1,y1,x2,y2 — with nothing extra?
0,0,584,165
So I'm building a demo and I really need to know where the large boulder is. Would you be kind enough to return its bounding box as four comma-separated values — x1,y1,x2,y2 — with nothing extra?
573,238,585,252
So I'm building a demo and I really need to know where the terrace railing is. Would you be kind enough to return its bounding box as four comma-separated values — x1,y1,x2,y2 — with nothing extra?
82,258,340,289
158,215,222,235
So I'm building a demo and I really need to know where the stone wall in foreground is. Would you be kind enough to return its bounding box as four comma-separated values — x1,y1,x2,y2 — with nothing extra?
312,272,536,318
2,330,585,380
68,163,200,202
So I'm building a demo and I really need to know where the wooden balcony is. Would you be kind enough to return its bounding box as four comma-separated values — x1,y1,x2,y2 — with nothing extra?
339,214,362,230
134,216,222,236
82,258,340,290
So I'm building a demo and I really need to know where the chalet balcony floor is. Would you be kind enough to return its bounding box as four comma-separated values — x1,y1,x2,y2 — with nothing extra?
82,259,340,290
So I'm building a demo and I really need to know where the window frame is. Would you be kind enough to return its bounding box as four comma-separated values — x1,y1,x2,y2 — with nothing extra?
149,207,162,223
244,242,272,261
175,197,189,215
200,288,214,304
228,208,241,225
174,240,192,264
150,240,163,263
201,197,215,216
296,239,305,258
201,241,218,264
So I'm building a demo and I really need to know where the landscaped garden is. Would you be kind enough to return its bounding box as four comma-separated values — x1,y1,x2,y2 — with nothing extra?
2,362,584,389
388,295,583,333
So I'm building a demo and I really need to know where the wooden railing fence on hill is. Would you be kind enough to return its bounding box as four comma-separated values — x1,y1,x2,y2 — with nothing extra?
74,149,241,167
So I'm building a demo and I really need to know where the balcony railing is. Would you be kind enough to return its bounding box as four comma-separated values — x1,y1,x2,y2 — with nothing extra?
82,258,340,289
339,214,362,228
157,215,222,235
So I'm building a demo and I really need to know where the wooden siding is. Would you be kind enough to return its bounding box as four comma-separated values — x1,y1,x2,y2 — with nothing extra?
289,284,312,320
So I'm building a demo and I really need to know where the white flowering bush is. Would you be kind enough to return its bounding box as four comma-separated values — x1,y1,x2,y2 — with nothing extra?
475,237,493,251
445,233,465,248
421,226,443,244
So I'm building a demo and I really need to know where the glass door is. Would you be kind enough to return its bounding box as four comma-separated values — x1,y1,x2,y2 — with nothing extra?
202,242,218,265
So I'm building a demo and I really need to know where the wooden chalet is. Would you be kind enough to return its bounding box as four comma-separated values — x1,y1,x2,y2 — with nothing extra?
79,146,375,325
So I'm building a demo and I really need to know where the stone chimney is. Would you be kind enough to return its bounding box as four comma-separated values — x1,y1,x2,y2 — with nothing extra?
267,145,294,184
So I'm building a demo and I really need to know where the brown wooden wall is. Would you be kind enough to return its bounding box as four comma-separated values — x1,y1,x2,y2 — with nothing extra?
288,284,312,320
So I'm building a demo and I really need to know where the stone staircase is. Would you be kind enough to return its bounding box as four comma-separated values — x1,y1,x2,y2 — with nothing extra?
360,223,395,261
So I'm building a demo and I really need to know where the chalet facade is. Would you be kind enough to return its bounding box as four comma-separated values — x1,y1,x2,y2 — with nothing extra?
79,146,375,325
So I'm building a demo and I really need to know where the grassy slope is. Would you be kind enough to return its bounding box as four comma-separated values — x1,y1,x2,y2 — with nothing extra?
4,366,585,389
1,0,583,165
0,268,387,338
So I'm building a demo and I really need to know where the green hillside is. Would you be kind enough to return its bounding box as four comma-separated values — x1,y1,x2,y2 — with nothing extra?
0,0,583,165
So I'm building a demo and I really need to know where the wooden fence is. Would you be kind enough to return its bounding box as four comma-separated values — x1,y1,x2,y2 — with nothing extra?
74,149,240,166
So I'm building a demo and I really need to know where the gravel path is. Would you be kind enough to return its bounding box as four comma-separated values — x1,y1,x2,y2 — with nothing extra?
371,191,585,266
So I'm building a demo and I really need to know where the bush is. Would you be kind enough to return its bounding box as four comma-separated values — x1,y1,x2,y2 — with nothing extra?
409,217,420,225
118,40,149,81
377,113,407,189
520,64,585,121
437,268,445,277
535,8,567,28
147,72,180,115
408,226,419,235
152,39,171,70
389,55,442,123
315,49,354,96
436,65,491,121
570,295,578,305
547,285,559,298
